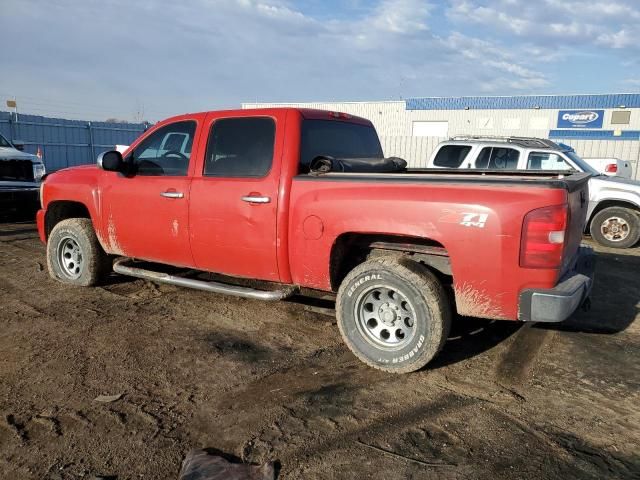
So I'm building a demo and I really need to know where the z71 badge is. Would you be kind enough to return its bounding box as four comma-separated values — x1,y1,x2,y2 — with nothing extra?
440,211,489,228
460,213,488,228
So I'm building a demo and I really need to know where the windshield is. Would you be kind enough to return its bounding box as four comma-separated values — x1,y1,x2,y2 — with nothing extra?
0,133,13,148
300,120,383,172
564,150,600,175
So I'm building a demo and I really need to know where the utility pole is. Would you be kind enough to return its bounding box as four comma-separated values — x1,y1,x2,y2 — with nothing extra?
134,99,145,123
6,97,18,121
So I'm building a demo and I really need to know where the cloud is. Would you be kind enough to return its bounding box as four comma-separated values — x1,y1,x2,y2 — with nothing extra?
366,0,433,33
597,29,635,49
447,0,640,50
442,32,548,92
0,0,626,122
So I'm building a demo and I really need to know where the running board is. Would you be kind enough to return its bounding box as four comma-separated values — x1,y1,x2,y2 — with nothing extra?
113,258,299,301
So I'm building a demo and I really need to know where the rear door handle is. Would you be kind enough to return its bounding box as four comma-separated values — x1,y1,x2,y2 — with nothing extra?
161,191,184,199
241,195,270,204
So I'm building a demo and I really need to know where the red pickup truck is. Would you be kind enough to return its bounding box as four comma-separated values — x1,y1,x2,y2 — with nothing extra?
37,108,594,373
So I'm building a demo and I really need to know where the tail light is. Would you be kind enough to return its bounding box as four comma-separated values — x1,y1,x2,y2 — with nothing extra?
605,163,618,173
520,204,568,269
328,111,352,119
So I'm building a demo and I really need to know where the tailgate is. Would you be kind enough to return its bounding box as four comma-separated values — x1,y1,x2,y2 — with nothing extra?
562,173,590,275
617,159,633,179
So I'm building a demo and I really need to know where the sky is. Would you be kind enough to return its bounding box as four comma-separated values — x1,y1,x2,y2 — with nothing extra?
1,0,638,122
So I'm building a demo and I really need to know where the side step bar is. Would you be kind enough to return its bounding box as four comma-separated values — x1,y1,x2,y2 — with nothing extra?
113,258,299,301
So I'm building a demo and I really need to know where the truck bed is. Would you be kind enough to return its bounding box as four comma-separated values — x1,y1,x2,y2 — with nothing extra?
289,169,590,320
299,168,591,192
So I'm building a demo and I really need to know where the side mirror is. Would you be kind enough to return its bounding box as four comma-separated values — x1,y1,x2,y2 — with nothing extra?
97,150,124,172
12,140,25,151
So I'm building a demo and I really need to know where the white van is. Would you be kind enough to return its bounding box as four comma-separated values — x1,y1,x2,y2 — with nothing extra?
583,158,632,179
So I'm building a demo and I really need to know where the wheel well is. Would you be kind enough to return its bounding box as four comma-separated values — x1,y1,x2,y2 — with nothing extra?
45,201,91,239
329,233,451,290
588,200,640,228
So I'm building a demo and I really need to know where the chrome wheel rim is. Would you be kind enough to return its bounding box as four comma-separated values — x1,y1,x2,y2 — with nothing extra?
57,236,83,279
354,284,417,350
601,216,630,242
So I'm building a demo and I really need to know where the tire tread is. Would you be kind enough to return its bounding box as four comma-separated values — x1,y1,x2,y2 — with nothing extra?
46,218,111,286
336,256,451,373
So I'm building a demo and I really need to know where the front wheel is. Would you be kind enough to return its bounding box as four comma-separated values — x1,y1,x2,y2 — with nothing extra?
336,257,451,373
47,218,111,286
590,207,640,249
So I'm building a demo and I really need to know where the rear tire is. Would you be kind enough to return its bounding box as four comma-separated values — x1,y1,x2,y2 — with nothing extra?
590,207,640,249
47,218,111,286
336,256,451,373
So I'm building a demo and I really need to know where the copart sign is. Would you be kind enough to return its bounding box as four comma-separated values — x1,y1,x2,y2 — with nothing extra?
557,110,604,129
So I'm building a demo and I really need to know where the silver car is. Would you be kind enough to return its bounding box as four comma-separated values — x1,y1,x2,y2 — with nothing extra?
427,136,640,249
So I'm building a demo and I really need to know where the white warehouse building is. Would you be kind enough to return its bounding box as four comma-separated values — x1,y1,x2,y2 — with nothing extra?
244,93,640,179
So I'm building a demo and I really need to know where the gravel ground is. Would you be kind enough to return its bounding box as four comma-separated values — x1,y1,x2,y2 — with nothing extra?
0,219,638,479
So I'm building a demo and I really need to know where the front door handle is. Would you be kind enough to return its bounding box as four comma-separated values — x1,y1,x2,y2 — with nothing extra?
241,195,271,204
161,191,184,199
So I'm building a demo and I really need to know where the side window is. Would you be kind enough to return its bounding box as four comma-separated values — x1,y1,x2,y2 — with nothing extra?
475,147,492,168
527,152,572,170
476,147,520,169
204,117,275,177
130,121,196,176
432,145,472,168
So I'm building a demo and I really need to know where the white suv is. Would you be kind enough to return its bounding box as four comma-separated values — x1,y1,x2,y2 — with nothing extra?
427,136,640,249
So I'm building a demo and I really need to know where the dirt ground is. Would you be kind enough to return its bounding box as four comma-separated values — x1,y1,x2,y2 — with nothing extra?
0,218,638,480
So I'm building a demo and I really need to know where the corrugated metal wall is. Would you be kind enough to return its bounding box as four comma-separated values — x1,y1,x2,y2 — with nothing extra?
0,111,148,172
405,93,640,110
379,136,445,168
243,98,640,179
243,101,409,136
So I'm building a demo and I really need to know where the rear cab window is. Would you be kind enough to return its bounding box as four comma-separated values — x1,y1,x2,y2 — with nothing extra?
432,145,472,168
299,120,383,173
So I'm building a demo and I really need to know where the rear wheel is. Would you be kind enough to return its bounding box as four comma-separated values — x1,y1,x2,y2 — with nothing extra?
336,256,451,373
590,207,640,249
47,218,111,286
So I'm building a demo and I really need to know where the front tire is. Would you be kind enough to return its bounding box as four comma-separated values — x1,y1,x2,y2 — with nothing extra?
590,207,640,249
47,218,111,286
336,257,451,373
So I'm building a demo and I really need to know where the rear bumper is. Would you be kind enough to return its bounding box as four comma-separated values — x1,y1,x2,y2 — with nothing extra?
518,246,595,323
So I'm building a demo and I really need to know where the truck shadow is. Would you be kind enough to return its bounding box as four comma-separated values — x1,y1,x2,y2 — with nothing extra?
436,247,639,368
538,250,639,334
0,219,39,239
0,226,38,238
431,316,522,369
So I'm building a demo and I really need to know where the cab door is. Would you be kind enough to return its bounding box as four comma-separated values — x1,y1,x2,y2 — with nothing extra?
100,118,202,267
189,112,285,281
